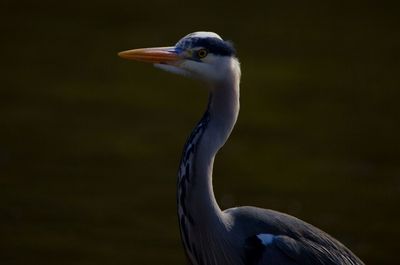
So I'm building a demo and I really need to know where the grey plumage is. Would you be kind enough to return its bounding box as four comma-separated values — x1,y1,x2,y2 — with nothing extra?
118,31,365,265
227,207,364,265
176,88,364,265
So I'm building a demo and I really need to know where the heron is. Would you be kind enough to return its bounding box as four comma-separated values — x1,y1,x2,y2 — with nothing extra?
118,32,365,265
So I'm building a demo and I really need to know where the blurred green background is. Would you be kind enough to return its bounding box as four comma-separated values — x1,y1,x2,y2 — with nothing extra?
1,0,399,264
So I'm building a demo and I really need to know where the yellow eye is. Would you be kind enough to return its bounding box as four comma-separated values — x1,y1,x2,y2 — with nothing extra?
197,49,208,58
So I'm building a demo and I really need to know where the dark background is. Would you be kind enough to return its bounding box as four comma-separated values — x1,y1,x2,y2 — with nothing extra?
1,0,399,264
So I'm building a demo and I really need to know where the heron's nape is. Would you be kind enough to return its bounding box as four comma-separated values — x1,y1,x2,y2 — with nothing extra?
119,31,365,265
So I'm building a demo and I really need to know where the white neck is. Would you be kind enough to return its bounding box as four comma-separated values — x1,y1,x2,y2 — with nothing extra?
177,58,241,265
191,74,240,218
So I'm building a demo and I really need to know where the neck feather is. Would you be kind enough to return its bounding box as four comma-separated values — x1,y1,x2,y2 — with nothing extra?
177,58,240,265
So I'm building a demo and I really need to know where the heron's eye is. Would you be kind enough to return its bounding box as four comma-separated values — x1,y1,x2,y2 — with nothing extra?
197,49,208,58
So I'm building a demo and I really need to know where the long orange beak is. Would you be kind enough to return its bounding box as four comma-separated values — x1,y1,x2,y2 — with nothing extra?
118,46,180,63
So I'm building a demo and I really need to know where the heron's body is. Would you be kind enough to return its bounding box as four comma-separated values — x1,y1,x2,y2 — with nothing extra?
119,31,365,265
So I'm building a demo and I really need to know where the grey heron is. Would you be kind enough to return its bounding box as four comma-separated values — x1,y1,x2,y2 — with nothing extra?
119,31,365,265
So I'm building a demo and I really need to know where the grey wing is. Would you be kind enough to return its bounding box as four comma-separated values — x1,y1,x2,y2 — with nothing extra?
225,206,364,265
245,234,363,265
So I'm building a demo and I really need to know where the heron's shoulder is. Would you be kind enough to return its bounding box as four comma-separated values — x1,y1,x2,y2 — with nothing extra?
224,206,314,235
224,206,365,265
224,206,342,246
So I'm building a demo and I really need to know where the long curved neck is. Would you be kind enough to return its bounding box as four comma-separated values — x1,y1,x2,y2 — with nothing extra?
177,59,240,265
182,81,240,218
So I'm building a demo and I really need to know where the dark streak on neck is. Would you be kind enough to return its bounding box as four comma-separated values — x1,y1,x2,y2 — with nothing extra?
177,94,213,265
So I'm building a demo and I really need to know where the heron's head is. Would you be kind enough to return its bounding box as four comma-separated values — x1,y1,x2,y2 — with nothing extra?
119,32,240,84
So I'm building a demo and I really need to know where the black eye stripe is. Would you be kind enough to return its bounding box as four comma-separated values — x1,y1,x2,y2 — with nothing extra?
176,37,236,56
